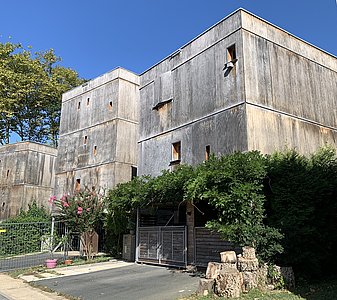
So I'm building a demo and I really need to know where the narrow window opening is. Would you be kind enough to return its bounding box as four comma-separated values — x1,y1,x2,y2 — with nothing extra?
75,179,81,192
87,98,90,105
93,145,97,156
78,101,81,110
6,170,9,178
205,145,211,161
83,136,88,145
227,44,236,62
92,186,96,191
1,202,5,208
131,166,137,179
171,141,181,163
108,101,113,110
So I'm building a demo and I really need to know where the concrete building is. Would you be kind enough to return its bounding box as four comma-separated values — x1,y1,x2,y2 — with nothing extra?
54,67,139,197
136,9,337,267
139,9,337,177
0,142,57,220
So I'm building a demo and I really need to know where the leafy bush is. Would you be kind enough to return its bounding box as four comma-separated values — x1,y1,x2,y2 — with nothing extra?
104,165,194,256
104,146,336,279
185,152,283,262
0,201,51,256
265,147,337,278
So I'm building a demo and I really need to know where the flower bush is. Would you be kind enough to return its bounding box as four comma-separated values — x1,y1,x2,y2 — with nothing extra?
49,189,105,260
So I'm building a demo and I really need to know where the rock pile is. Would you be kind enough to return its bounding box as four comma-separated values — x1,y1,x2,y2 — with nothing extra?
197,247,294,298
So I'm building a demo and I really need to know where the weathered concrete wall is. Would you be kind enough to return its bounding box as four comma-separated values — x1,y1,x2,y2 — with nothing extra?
139,9,337,177
241,10,337,152
139,11,246,175
139,106,247,176
0,142,57,220
246,105,337,154
55,67,139,197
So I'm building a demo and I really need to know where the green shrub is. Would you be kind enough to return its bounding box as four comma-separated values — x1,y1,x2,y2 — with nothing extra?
0,201,51,256
265,147,337,278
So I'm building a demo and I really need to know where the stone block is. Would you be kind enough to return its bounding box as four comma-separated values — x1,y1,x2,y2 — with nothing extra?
197,278,214,296
220,251,237,264
257,263,268,289
206,262,237,279
215,268,241,298
242,246,256,259
241,271,258,292
237,257,259,272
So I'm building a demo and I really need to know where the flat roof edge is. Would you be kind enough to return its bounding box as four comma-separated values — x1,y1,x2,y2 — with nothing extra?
0,141,58,152
140,8,245,75
63,66,139,100
141,8,336,75
240,9,337,60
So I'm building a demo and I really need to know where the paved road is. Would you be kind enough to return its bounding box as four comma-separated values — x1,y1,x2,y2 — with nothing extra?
36,264,200,300
0,293,9,300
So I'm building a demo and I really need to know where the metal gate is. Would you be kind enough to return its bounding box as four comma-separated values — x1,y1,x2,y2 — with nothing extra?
137,226,187,267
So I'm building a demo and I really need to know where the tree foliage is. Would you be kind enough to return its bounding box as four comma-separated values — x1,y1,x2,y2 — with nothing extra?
266,146,337,278
0,41,85,146
104,165,194,256
185,152,283,262
104,147,337,278
49,190,105,259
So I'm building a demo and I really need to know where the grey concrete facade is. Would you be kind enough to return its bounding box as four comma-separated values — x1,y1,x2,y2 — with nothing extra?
0,142,57,220
138,9,337,176
54,68,139,197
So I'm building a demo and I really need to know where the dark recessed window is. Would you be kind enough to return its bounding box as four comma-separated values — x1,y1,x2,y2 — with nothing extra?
6,170,9,178
131,166,137,179
78,101,81,110
108,101,113,110
87,98,90,105
205,145,211,161
84,136,88,145
93,145,97,156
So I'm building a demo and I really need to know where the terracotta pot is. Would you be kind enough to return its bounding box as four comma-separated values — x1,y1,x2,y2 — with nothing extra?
46,259,57,268
64,259,73,265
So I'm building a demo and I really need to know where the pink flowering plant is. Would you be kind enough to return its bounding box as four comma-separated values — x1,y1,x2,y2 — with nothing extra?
49,189,105,260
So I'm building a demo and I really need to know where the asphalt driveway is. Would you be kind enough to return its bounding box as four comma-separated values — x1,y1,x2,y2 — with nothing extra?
35,263,200,300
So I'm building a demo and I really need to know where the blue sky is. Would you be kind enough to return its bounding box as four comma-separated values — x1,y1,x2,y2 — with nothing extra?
0,0,336,80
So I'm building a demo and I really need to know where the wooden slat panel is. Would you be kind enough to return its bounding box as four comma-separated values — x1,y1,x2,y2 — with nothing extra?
195,227,235,267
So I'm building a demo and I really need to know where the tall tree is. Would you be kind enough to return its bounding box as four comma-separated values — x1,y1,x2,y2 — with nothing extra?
0,42,22,144
0,41,85,146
